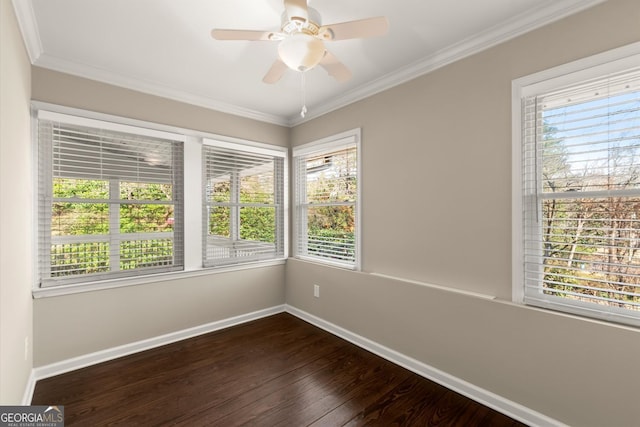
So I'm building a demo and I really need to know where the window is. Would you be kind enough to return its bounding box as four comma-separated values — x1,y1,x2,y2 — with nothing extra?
33,105,288,297
37,110,184,287
202,140,286,267
293,129,360,269
513,44,640,326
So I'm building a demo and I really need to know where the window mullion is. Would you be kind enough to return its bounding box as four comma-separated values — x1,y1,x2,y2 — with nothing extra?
39,120,54,285
297,157,308,257
109,179,120,272
230,170,240,263
274,158,285,258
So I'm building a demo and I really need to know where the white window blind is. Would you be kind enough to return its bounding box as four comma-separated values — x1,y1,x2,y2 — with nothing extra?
38,111,184,287
202,141,285,267
521,65,640,326
293,131,360,268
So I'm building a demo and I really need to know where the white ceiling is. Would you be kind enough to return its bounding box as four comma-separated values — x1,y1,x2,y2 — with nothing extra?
13,0,603,126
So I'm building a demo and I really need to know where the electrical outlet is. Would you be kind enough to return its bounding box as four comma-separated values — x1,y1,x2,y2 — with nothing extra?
313,284,320,298
24,336,29,361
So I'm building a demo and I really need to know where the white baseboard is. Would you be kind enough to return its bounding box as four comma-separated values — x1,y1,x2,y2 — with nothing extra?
285,304,565,427
29,305,286,389
25,303,562,426
21,370,36,405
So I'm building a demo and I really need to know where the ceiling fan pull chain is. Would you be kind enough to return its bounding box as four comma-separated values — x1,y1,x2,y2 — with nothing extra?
300,72,307,118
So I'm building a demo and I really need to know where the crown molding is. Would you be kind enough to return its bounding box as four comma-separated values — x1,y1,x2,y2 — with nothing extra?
11,0,43,63
33,53,290,127
32,54,290,127
13,0,605,128
287,0,607,126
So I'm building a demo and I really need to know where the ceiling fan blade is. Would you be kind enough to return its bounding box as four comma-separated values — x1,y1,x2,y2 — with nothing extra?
263,58,289,84
284,0,308,21
320,51,352,82
211,29,277,41
319,16,389,41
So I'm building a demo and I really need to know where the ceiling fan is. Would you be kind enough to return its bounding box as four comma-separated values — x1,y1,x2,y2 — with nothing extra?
211,0,389,84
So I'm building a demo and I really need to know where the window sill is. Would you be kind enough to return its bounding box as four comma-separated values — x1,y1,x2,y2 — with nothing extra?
32,259,286,299
292,255,359,271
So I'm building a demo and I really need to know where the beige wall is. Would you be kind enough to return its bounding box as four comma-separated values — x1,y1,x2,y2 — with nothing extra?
0,0,34,404
288,1,640,426
34,266,285,366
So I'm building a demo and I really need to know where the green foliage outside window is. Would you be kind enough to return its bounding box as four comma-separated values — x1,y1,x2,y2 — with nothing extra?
207,175,276,244
51,178,175,275
304,150,357,261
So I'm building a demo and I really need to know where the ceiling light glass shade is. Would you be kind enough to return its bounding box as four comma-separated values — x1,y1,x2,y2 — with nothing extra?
278,33,325,72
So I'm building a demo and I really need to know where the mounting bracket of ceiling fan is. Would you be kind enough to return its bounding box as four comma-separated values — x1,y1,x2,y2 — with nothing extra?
211,0,389,84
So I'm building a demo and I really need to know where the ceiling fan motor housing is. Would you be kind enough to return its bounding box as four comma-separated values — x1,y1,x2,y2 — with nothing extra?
280,7,322,34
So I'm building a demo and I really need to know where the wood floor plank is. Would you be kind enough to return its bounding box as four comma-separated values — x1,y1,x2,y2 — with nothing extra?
311,368,429,427
111,334,352,426
173,343,357,425
206,345,399,426
32,313,526,426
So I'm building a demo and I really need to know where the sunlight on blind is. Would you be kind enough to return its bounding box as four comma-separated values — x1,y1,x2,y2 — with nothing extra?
522,68,640,323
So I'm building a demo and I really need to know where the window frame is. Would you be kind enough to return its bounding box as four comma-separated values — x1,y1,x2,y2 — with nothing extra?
202,138,288,268
37,109,186,288
512,42,640,326
32,102,287,298
292,128,362,270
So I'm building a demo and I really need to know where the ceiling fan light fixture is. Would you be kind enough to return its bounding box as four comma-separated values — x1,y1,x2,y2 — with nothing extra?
278,33,325,72
211,1,388,83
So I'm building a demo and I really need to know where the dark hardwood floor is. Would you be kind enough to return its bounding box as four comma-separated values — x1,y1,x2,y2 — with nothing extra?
32,313,526,426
